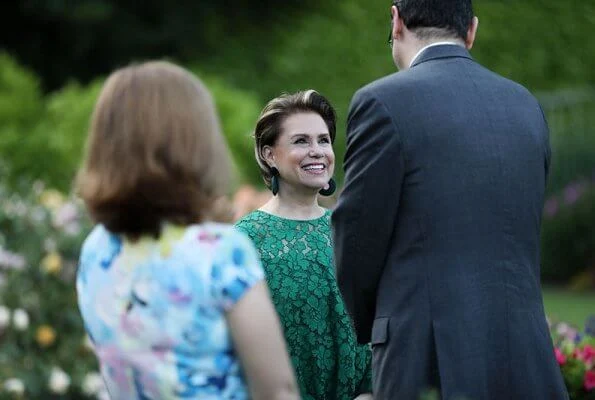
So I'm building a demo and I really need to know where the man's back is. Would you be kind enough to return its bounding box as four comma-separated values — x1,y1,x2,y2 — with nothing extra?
369,45,549,314
335,44,567,399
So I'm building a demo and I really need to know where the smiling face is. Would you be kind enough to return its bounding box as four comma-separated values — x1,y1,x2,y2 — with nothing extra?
264,112,335,194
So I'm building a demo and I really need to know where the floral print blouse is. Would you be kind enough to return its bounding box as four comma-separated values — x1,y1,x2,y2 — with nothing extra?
76,223,264,400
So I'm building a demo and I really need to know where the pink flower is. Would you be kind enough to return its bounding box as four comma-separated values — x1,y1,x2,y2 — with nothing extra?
0,247,26,270
543,198,559,218
555,348,566,365
563,182,586,205
577,345,595,364
557,324,579,342
543,197,560,218
556,322,571,336
566,328,579,342
584,370,595,391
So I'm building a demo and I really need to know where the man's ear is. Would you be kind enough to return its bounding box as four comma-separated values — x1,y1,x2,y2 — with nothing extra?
391,5,403,41
262,145,275,168
465,16,479,50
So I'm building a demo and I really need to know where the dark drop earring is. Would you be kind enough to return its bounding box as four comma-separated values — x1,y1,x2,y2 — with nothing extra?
270,167,280,195
319,178,336,196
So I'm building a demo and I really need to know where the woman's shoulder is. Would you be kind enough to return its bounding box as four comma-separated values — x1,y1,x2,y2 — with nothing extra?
82,224,111,244
80,225,119,258
234,210,268,237
235,209,264,225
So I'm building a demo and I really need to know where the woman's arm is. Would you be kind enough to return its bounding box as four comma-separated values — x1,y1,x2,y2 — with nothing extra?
227,280,300,400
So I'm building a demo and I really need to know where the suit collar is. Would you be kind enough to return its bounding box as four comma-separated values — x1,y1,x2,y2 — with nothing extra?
409,44,472,68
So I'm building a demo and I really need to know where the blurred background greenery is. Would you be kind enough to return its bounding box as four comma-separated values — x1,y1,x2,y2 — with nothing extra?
1,0,594,398
2,0,595,190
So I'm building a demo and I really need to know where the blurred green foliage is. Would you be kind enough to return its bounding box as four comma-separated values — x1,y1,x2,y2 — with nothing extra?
0,54,263,191
190,69,263,187
0,180,100,398
541,181,595,283
543,286,595,328
540,89,595,194
1,0,321,92
2,0,595,189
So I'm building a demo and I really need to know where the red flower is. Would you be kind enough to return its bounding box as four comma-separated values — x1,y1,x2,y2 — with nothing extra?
577,345,595,364
555,348,567,365
585,370,595,391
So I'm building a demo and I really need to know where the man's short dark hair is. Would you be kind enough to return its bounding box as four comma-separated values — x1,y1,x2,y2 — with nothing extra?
395,0,474,41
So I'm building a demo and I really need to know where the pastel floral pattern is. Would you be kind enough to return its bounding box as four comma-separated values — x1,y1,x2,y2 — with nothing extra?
76,223,264,399
236,210,372,400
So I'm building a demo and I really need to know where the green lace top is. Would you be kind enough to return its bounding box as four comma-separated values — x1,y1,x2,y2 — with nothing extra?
235,209,372,400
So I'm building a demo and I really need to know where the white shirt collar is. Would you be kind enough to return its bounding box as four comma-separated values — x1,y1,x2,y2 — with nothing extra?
409,42,462,67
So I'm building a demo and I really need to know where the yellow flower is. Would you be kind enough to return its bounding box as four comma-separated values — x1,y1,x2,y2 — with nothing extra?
39,189,65,210
36,325,57,347
41,252,63,274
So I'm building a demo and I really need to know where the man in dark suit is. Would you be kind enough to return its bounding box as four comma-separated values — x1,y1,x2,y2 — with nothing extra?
332,0,569,398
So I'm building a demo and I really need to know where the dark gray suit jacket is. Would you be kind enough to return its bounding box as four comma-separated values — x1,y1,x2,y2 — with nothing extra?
332,45,568,400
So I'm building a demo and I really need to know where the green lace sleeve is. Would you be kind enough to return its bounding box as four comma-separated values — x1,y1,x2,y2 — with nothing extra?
234,218,255,241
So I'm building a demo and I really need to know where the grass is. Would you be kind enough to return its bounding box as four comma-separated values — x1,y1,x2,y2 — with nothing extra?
542,285,595,329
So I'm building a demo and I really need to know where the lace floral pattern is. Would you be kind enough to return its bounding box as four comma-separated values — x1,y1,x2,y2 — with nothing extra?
236,210,372,400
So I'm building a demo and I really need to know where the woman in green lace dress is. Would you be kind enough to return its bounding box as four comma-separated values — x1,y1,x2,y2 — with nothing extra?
235,90,372,400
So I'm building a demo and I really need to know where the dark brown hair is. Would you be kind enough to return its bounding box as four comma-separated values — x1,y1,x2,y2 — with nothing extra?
75,61,232,238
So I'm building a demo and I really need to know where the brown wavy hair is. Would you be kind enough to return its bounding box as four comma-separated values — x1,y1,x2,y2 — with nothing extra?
75,61,232,238
253,89,337,188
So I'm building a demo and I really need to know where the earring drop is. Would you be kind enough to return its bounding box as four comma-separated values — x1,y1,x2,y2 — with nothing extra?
270,167,280,196
319,178,336,196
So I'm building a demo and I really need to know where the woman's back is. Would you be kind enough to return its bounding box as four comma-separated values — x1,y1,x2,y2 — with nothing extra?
77,223,264,399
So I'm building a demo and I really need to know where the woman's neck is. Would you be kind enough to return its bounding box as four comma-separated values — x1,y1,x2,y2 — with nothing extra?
259,189,325,220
